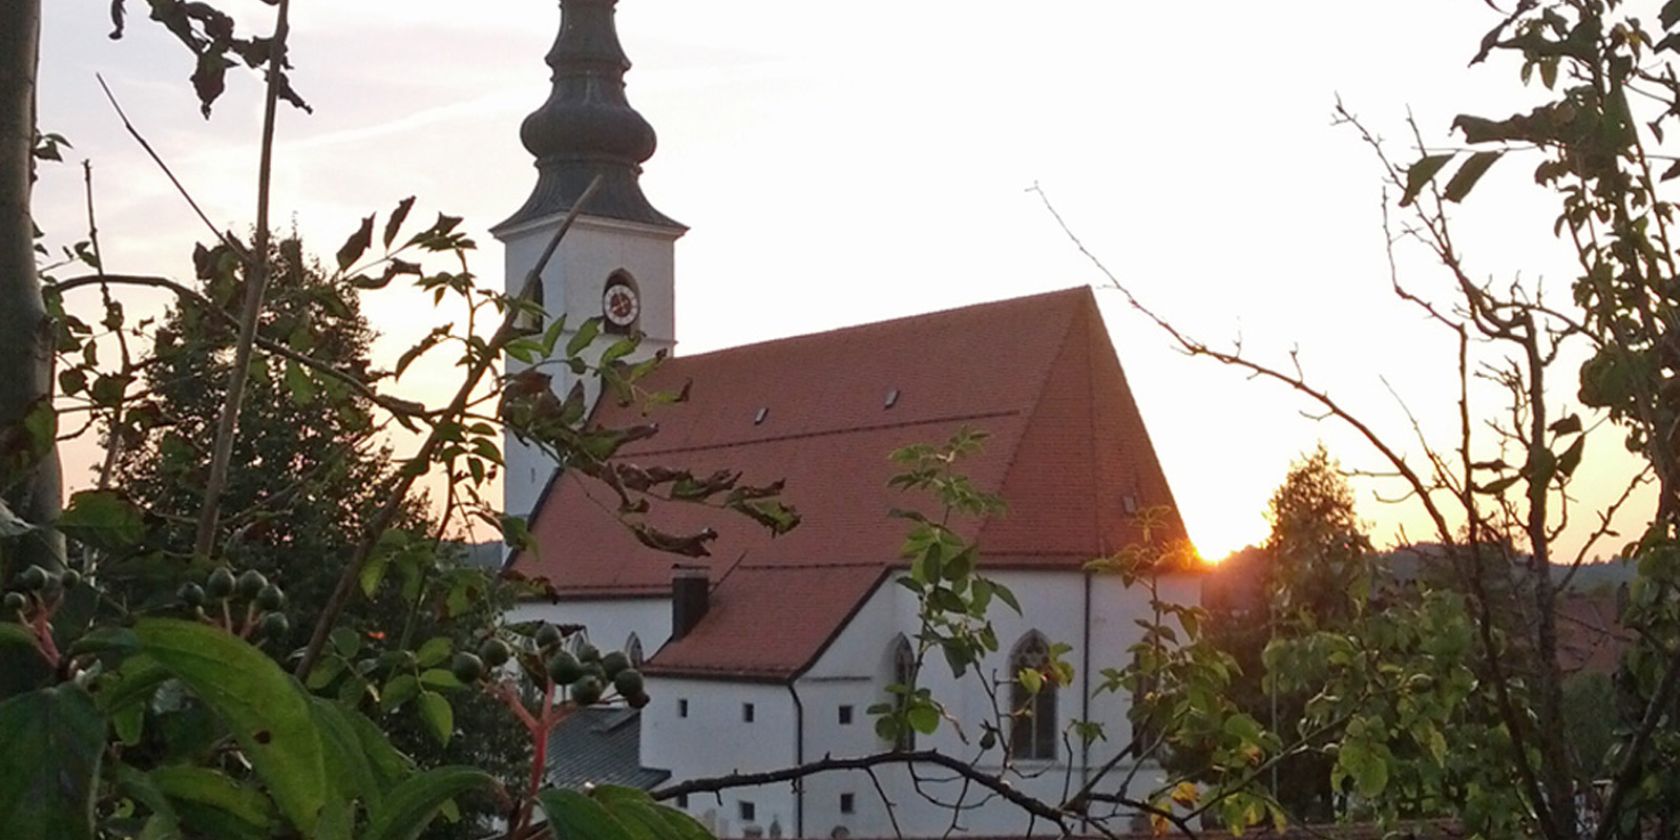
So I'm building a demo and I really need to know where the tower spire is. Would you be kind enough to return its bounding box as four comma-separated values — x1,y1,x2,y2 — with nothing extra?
497,0,682,232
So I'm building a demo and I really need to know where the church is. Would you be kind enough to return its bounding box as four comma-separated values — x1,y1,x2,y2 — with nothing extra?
493,1,1203,837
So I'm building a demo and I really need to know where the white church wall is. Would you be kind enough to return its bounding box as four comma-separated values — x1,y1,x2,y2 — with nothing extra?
502,597,671,662
497,216,679,520
786,567,1200,838
642,677,799,838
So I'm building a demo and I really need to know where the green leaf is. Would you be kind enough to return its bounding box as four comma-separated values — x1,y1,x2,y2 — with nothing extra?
537,789,636,840
0,686,105,840
415,636,452,668
344,705,417,786
0,622,37,653
365,767,498,840
150,766,276,835
382,674,419,712
360,552,389,597
990,580,1022,614
96,654,169,714
1557,435,1586,479
113,703,144,745
309,697,386,811
330,626,362,658
420,668,463,690
135,618,326,832
418,690,453,746
113,764,182,840
1336,739,1390,798
284,360,316,405
307,657,346,691
1400,153,1454,207
594,787,713,840
383,196,416,249
906,703,940,735
567,317,603,357
57,489,145,550
1017,667,1043,695
1442,150,1502,203
336,214,376,271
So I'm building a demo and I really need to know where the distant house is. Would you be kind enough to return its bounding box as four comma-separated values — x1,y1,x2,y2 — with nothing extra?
492,2,1202,837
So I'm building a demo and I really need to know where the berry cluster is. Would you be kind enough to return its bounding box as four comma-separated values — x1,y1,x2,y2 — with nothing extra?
180,567,290,642
452,622,648,710
3,564,81,618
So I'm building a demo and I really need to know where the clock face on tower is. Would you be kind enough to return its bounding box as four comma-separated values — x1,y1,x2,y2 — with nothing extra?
602,278,640,331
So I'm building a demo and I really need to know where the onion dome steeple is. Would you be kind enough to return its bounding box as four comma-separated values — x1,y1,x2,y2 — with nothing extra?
497,0,683,232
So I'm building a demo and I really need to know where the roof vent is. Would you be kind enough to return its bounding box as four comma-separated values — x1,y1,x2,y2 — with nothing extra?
883,388,899,409
753,407,768,425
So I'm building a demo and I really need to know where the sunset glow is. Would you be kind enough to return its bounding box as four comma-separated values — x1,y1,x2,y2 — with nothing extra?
34,1,1650,562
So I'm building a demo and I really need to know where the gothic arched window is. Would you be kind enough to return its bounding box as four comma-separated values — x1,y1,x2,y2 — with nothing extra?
1009,632,1057,761
886,635,916,751
625,633,645,668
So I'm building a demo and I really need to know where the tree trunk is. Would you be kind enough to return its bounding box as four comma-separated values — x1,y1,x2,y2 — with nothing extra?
0,0,64,577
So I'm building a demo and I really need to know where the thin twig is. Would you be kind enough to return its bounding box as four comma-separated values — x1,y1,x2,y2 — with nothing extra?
94,75,246,259
191,0,294,561
293,175,603,680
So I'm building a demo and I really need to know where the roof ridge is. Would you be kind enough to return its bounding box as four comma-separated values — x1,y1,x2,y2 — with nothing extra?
675,286,1094,363
734,560,886,571
625,408,1020,459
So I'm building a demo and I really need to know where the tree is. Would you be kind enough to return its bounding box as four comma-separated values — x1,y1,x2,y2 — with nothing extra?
1029,1,1680,835
102,233,529,837
0,0,61,583
107,235,391,607
1197,447,1372,820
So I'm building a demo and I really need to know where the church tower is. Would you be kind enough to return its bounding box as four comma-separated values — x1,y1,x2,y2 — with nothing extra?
492,0,684,519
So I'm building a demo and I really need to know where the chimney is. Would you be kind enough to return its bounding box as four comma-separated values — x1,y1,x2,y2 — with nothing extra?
671,568,709,641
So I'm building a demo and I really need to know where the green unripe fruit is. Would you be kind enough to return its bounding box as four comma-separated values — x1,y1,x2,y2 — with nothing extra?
178,582,206,607
570,675,604,706
612,668,644,697
259,612,290,640
236,570,268,599
16,566,46,591
534,623,562,649
478,638,511,668
547,650,584,684
576,642,600,664
206,568,236,599
584,662,606,682
3,592,26,612
256,584,286,611
451,652,486,684
39,573,63,598
980,729,998,750
626,690,650,710
60,569,82,589
600,651,630,679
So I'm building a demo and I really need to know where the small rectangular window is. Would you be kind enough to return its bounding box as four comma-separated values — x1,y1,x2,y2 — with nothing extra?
838,705,853,725
678,698,688,718
676,793,689,809
742,702,755,723
738,801,756,823
840,793,855,814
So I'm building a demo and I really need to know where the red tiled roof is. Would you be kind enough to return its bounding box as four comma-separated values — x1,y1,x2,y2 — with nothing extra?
513,287,1190,680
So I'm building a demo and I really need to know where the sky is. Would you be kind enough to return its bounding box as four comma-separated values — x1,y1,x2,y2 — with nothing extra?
33,0,1655,563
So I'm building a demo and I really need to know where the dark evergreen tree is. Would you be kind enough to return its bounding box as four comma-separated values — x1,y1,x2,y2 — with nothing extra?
108,234,525,838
